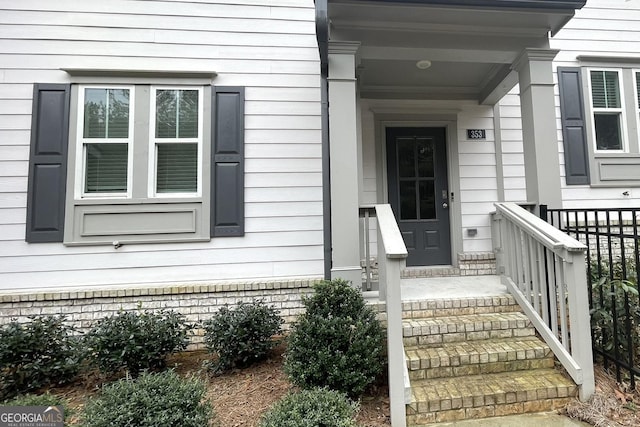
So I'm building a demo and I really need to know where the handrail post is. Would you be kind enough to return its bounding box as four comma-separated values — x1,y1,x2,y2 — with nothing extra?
364,208,372,291
564,250,595,400
375,204,408,427
491,211,505,275
493,202,594,402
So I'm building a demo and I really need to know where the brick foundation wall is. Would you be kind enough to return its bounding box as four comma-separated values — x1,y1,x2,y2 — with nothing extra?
457,252,497,276
362,252,497,280
0,278,320,349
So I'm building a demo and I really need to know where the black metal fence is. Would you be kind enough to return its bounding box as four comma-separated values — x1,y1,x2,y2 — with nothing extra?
542,205,640,387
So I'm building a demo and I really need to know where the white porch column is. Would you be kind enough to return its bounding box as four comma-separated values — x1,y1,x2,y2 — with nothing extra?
513,48,563,209
328,41,362,285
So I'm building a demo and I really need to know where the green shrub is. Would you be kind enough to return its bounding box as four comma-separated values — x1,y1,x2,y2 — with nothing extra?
260,388,359,427
591,276,640,362
2,393,71,420
84,309,191,377
0,316,82,400
203,300,283,372
82,370,212,427
284,279,385,397
589,255,640,364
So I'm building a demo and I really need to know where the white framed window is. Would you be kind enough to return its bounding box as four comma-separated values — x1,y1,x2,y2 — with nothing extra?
588,69,627,152
149,87,203,197
76,86,134,198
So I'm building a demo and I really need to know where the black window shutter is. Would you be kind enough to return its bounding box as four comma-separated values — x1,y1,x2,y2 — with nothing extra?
212,87,245,237
26,84,71,242
557,67,590,185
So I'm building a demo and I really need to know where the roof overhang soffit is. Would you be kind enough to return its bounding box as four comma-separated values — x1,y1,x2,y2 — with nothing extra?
325,0,584,102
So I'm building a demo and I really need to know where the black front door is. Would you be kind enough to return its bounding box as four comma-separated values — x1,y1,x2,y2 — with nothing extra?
386,127,451,266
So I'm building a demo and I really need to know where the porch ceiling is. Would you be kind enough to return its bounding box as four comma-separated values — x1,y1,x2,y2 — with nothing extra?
328,0,583,102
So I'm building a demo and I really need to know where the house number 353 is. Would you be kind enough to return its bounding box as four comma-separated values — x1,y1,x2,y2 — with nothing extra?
467,129,486,140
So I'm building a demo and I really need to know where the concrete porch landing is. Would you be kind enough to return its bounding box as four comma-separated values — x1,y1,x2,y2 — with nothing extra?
402,275,506,301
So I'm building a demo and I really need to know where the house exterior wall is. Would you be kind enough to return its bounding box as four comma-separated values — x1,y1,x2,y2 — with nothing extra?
499,0,640,209
0,0,324,292
358,0,640,265
358,99,498,258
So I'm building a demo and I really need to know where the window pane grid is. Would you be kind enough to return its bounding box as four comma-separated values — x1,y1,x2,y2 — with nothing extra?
156,90,199,139
590,70,624,151
81,87,132,196
591,70,621,109
156,144,198,193
84,88,130,139
152,87,201,195
84,143,128,193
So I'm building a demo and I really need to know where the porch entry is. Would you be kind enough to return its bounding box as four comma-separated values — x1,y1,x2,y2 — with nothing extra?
386,127,451,266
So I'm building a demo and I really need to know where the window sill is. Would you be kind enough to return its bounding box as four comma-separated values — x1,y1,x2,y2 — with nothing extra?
74,197,203,205
63,236,211,247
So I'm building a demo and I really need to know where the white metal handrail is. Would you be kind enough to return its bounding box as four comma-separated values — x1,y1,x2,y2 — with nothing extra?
492,202,595,401
375,204,409,427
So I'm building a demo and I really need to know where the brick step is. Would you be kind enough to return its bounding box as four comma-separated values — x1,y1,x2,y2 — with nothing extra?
403,312,535,347
405,336,554,380
402,295,520,319
406,369,577,425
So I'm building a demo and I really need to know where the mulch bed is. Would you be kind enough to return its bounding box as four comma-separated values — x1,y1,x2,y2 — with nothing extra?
564,365,640,426
53,351,640,426
47,347,391,426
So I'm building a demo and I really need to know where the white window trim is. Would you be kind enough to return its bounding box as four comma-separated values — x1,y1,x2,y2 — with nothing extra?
587,68,629,154
148,86,204,198
75,85,135,199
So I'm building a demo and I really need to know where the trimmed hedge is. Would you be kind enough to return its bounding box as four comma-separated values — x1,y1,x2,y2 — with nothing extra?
260,388,359,427
284,279,385,397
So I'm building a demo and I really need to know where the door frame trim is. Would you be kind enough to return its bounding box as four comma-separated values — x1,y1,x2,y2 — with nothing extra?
374,116,463,267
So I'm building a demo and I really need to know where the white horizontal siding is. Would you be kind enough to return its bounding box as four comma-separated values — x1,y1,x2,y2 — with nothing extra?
0,259,324,291
497,92,526,203
459,103,495,251
497,0,640,208
0,0,323,290
552,0,640,207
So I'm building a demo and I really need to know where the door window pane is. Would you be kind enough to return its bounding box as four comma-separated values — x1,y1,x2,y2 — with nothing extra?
636,71,640,109
399,181,417,220
419,181,436,220
84,88,130,139
417,138,434,178
85,143,128,193
156,89,199,139
397,138,415,178
156,143,198,193
594,113,622,150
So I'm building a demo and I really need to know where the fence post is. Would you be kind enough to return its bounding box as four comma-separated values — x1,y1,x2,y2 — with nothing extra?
565,250,595,401
539,204,548,221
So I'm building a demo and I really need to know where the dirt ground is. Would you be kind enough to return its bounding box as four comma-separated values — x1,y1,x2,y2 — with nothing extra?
51,347,390,426
48,351,640,427
564,365,640,427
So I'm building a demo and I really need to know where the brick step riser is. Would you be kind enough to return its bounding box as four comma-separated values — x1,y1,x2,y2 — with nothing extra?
408,357,555,381
403,326,536,347
406,397,572,425
408,382,577,416
402,305,522,319
401,297,520,319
